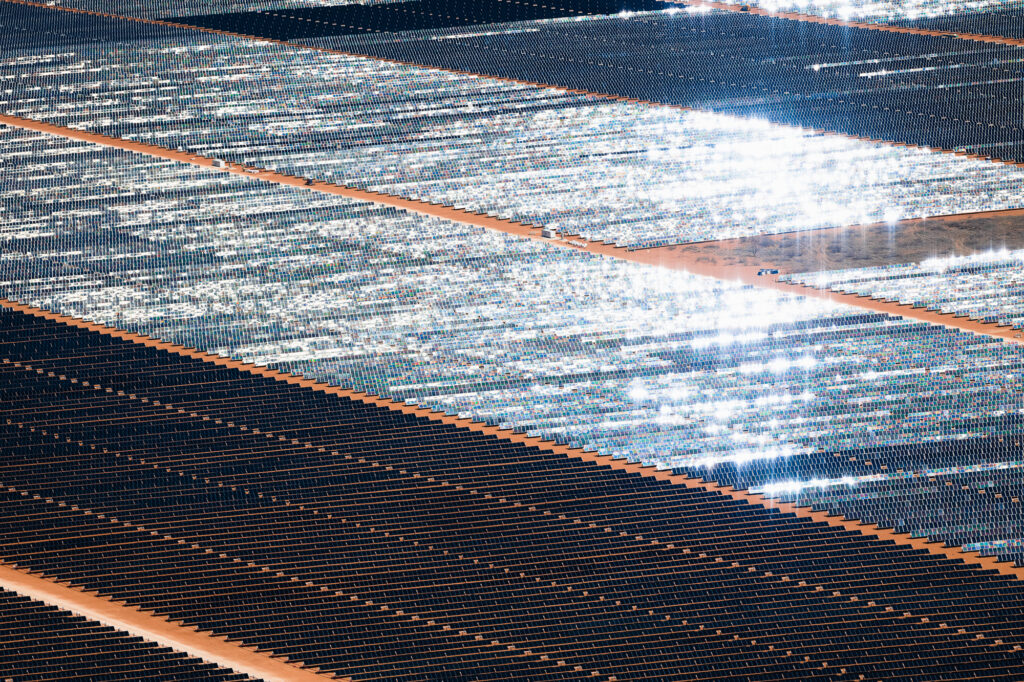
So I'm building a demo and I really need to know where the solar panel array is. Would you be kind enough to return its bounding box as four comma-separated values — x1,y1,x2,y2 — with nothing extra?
6,126,1024,565
3,0,1024,678
785,249,1024,328
168,0,676,36
48,0,416,19
888,3,1024,38
5,306,1024,681
44,0,1024,29
309,9,1024,162
0,589,254,681
722,0,1024,40
3,3,1024,248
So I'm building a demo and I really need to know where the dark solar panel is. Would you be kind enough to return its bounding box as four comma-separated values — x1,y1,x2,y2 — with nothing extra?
3,1,1024,678
0,2,186,49
0,589,254,681
171,0,675,39
3,306,1024,680
307,10,1024,162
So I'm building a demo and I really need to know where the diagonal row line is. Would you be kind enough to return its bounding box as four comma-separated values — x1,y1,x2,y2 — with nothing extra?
0,450,606,680
12,356,1010,675
2,0,1021,171
0,561,342,682
3,111,1021,347
1,112,1023,580
3,297,1021,584
0,379,848,678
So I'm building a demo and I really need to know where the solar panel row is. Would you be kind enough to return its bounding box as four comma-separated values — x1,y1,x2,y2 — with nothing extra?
307,9,1024,161
786,249,1024,329
170,0,676,37
3,304,1024,680
37,0,416,20
3,4,1023,250
6,122,1024,563
0,588,254,681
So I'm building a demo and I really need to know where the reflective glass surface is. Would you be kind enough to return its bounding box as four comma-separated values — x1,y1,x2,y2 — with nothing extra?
5,126,1024,562
313,9,1024,161
740,0,1023,22
2,20,1024,248
785,248,1024,328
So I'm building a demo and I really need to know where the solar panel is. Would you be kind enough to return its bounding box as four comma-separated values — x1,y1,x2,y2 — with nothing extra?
3,0,1024,677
